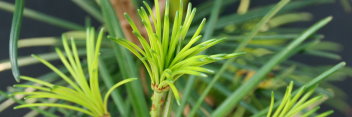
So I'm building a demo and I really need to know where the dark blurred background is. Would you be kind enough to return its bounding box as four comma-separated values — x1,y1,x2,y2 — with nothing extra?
0,0,351,116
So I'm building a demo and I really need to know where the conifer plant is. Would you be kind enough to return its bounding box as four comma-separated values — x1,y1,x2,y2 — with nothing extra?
0,0,350,117
14,28,136,117
112,1,243,116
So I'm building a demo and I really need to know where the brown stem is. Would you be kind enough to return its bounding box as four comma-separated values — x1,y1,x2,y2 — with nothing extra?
109,0,167,47
110,0,145,45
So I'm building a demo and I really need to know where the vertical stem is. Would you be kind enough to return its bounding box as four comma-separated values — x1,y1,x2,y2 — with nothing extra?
150,91,166,117
237,0,250,14
110,0,144,45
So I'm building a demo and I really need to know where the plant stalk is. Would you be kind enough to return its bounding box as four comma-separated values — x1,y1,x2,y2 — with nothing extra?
150,91,166,117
